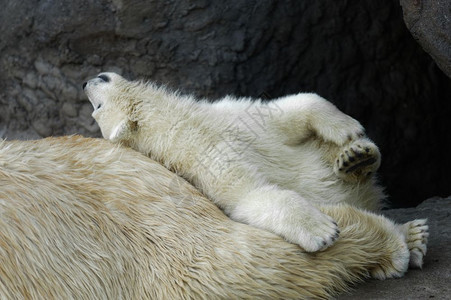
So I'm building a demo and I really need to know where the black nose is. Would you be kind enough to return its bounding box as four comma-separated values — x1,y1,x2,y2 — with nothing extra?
82,82,87,89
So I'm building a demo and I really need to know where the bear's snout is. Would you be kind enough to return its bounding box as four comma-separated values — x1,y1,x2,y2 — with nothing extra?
83,73,112,90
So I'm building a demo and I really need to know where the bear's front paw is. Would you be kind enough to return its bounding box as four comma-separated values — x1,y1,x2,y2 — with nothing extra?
285,212,340,252
334,138,381,182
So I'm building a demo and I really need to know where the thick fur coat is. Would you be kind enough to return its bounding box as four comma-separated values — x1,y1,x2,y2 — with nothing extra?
0,136,428,299
85,72,391,252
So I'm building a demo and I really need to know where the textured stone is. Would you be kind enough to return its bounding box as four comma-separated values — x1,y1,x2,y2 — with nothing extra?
400,0,451,78
0,0,450,207
61,102,78,118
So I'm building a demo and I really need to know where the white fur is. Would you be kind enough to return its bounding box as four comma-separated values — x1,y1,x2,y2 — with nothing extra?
84,72,385,252
0,136,429,298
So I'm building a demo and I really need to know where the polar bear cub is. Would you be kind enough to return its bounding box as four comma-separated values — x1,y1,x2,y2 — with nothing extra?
84,72,385,252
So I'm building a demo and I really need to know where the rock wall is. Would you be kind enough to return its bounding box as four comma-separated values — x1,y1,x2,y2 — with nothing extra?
0,0,450,207
401,0,451,78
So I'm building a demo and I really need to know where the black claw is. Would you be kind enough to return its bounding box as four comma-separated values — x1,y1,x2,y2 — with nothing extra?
365,147,370,153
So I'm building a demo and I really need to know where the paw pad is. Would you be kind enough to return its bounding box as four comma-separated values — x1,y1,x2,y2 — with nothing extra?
334,138,381,182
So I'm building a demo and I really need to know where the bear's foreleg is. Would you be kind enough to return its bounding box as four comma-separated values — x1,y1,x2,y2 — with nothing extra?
227,186,340,252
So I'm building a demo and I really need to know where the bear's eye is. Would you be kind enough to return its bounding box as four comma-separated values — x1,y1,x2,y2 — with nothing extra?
98,74,110,82
97,103,102,109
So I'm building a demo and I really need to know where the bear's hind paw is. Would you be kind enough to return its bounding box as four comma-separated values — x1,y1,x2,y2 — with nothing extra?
401,219,429,269
334,138,381,182
370,241,410,280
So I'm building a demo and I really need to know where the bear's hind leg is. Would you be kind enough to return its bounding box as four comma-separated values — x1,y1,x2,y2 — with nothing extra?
320,205,413,280
367,218,429,278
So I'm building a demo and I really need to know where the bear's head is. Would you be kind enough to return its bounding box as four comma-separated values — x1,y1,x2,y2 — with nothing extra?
83,72,137,143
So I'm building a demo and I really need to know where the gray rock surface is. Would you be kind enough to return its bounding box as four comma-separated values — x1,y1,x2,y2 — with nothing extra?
400,0,451,78
0,0,450,207
339,196,451,299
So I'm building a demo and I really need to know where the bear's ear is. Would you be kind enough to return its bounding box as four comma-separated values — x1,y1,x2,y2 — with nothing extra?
109,119,136,143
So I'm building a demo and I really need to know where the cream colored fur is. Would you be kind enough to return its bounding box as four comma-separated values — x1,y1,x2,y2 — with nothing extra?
84,72,387,252
0,136,429,298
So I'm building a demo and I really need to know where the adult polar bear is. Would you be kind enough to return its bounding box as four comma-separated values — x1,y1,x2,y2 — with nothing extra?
0,136,427,298
84,72,388,252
